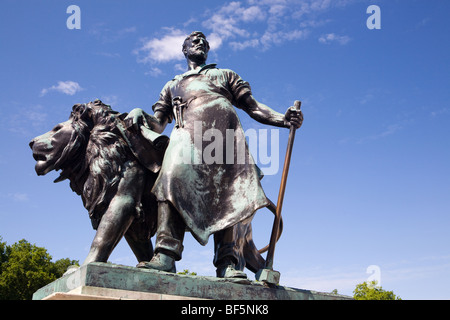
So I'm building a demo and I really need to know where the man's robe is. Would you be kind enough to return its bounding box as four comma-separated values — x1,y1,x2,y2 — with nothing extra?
151,64,269,245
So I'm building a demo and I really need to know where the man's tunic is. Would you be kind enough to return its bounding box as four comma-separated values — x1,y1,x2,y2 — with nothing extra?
152,64,269,245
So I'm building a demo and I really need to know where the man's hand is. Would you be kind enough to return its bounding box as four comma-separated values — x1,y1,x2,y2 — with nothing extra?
124,108,146,131
284,106,303,129
124,108,169,134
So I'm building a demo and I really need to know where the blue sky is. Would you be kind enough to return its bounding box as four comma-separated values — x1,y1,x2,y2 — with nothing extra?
1,0,449,299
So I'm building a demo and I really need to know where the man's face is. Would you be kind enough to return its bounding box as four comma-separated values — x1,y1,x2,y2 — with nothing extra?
184,35,209,62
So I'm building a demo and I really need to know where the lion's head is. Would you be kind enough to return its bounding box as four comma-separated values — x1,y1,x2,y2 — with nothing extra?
29,100,136,218
30,103,92,179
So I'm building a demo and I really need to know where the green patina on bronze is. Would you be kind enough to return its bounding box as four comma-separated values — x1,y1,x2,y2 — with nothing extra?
33,263,352,300
30,31,304,283
151,63,269,246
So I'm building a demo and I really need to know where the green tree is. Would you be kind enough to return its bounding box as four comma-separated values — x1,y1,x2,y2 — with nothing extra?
353,281,401,300
177,269,197,276
0,238,78,300
0,238,11,273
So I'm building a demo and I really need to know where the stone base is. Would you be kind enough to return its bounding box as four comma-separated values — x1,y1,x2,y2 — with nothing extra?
41,286,209,300
33,262,352,300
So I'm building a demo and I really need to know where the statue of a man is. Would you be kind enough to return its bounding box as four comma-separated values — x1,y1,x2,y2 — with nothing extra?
133,31,303,278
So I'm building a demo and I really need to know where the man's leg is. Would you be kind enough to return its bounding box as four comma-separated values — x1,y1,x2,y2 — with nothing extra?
214,225,247,278
137,201,185,272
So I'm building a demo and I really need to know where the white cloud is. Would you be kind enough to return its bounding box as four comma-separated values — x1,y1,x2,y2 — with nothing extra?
346,123,403,145
99,95,119,107
174,63,187,73
268,4,287,16
7,193,29,202
40,81,83,96
5,104,49,136
134,28,187,64
206,32,224,51
204,0,353,51
241,5,266,22
202,1,311,52
230,38,260,51
318,33,351,45
366,124,402,140
202,3,252,40
310,0,333,11
260,29,309,49
145,67,163,77
430,107,450,117
134,0,356,67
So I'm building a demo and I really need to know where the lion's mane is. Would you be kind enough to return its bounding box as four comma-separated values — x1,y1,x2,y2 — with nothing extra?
56,100,151,229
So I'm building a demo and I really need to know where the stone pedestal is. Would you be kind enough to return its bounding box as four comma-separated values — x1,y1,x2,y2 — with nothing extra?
33,262,352,300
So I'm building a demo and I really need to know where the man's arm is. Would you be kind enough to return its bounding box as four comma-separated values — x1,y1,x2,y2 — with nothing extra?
125,108,169,134
237,93,303,129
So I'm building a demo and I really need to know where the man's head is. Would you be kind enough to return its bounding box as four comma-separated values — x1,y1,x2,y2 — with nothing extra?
182,31,210,63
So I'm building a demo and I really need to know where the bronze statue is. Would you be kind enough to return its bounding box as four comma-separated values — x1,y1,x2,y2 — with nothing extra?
29,100,168,266
29,99,272,276
29,31,303,281
130,31,303,278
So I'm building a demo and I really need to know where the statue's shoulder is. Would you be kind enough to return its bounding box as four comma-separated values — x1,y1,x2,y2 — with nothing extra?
202,65,242,82
159,76,180,92
214,67,240,77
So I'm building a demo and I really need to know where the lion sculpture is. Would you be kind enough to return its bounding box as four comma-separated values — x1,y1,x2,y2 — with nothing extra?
29,99,275,274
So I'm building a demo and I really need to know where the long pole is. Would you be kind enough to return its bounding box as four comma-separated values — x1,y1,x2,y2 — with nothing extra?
265,100,301,269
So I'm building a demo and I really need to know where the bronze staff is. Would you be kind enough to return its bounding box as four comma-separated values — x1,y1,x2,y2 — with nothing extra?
258,100,301,283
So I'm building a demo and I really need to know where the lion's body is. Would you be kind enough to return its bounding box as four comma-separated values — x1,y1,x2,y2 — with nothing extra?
30,100,160,264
